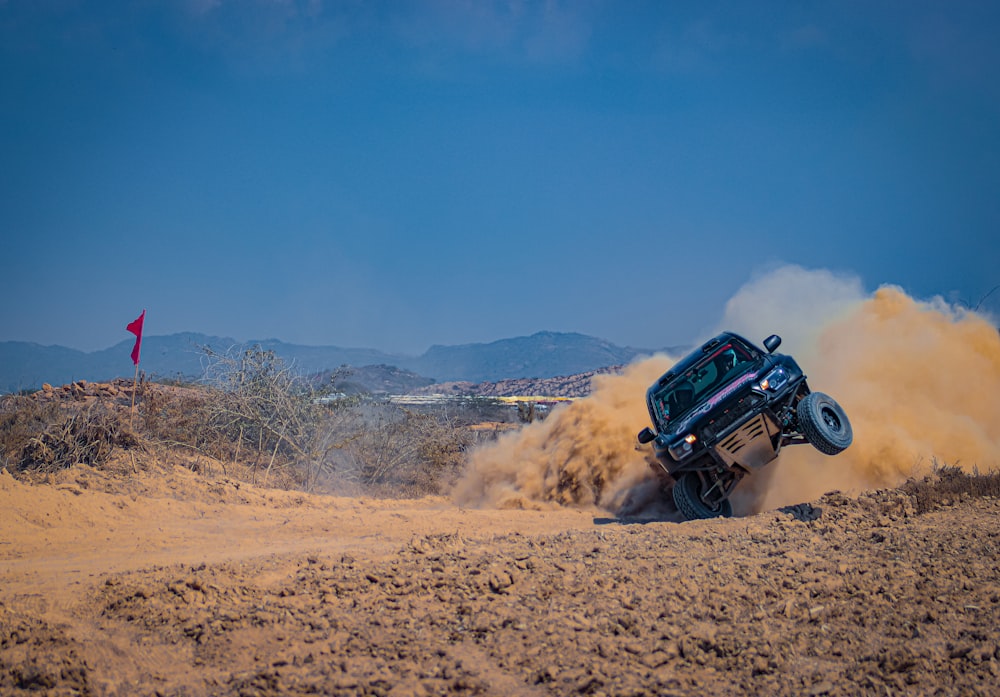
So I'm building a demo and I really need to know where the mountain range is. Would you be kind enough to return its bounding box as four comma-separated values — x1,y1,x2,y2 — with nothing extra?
0,332,681,394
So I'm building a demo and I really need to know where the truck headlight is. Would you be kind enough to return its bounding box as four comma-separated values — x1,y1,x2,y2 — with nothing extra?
758,367,788,392
669,434,697,459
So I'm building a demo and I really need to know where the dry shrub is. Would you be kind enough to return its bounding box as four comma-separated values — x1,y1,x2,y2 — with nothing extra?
8,402,140,474
199,346,334,485
900,464,1000,514
0,396,62,468
195,346,477,495
326,403,474,497
0,356,484,497
137,385,229,459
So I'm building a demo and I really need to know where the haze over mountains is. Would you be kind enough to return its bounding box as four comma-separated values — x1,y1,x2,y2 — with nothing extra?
0,332,681,394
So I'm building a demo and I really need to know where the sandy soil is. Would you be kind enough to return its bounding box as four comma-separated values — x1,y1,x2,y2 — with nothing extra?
1,462,998,697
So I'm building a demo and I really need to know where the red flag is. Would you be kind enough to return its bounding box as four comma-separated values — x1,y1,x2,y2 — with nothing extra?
126,310,145,366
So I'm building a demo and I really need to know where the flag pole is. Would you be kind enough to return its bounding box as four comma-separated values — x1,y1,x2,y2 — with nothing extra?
129,362,139,430
126,309,146,431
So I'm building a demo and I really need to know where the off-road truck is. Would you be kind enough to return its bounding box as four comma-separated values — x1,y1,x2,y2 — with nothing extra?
637,332,852,520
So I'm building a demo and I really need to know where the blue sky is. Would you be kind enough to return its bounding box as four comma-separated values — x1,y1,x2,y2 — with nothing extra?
2,1,998,354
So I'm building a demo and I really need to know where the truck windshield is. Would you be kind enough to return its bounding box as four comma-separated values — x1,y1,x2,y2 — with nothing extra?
650,340,756,427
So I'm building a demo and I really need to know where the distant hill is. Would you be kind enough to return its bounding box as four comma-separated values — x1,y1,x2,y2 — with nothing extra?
312,365,436,396
409,331,651,383
0,331,680,394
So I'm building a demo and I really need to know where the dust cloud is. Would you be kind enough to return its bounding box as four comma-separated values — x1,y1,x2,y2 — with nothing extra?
450,355,674,513
752,283,1000,511
452,266,1000,516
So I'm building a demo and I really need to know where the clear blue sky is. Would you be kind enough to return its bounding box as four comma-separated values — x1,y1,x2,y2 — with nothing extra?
2,1,998,354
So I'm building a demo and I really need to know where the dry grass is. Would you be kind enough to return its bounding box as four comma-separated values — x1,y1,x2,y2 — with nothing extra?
900,463,1000,513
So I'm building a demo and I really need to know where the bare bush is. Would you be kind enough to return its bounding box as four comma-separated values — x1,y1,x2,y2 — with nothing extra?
194,347,479,495
0,396,62,469
0,397,140,474
330,403,473,497
199,346,346,485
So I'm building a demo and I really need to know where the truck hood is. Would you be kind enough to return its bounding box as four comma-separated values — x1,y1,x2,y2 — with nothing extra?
670,367,764,437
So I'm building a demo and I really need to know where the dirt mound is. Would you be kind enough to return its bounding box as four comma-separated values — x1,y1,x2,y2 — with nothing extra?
26,378,202,408
2,462,998,696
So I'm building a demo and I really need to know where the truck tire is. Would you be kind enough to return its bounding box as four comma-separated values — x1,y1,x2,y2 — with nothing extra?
797,392,853,455
672,472,733,520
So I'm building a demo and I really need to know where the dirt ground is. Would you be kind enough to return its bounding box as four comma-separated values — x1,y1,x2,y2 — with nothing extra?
1,461,998,697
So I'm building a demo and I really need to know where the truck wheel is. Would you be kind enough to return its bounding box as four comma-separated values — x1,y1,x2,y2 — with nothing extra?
797,392,853,455
672,472,733,520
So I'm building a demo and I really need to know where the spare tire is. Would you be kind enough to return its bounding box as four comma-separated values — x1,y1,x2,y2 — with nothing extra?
797,392,853,455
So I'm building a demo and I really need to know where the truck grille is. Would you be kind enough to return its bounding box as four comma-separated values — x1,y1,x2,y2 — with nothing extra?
702,390,765,440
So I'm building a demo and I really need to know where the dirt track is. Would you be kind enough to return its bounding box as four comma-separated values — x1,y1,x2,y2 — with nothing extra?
2,464,999,697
